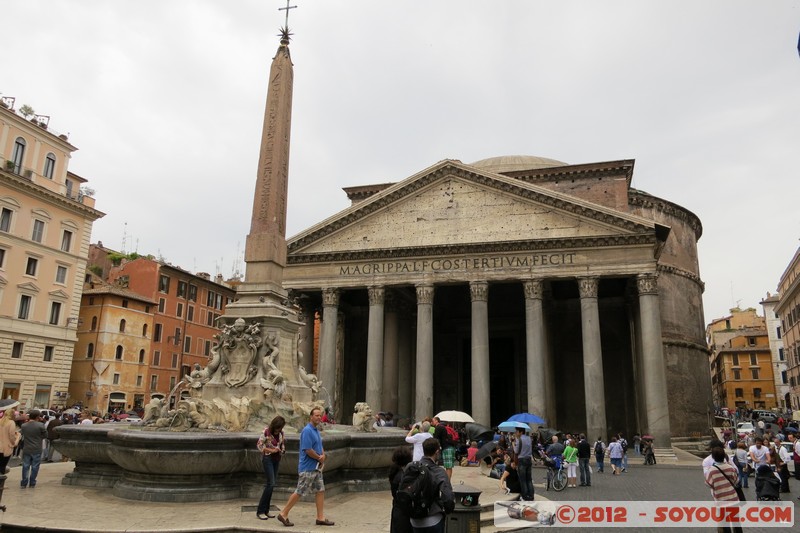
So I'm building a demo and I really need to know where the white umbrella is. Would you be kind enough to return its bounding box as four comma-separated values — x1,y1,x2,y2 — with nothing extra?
63,408,81,415
435,410,475,423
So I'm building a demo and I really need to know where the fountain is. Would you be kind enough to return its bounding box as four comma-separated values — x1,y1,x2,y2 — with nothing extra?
54,19,404,502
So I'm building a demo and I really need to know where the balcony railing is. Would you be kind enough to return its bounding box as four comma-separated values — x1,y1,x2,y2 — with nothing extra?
3,160,95,207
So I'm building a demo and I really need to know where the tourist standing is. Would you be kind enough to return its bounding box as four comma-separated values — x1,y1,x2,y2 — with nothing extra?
432,417,455,480
405,421,433,462
733,441,749,488
410,438,454,533
577,434,592,486
607,437,623,475
256,415,285,520
19,410,47,488
389,446,413,533
0,399,20,475
45,415,64,462
617,434,629,472
748,437,770,470
789,433,800,481
513,427,534,501
593,436,606,473
277,407,334,527
704,447,743,533
563,438,578,487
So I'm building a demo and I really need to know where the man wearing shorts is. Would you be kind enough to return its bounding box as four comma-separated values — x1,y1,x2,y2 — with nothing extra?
277,407,334,527
432,416,455,480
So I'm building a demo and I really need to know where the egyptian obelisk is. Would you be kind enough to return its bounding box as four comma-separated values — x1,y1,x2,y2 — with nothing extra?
208,9,312,406
238,24,294,305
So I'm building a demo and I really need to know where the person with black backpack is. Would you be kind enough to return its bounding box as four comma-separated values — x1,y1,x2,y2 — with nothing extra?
396,438,455,533
617,433,629,473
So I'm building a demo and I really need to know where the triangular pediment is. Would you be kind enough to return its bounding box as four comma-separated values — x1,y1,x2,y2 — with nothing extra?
289,160,658,258
49,289,70,300
17,281,40,293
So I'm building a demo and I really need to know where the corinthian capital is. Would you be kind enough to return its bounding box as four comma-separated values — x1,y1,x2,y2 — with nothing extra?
470,281,489,302
416,284,435,305
523,279,543,300
578,277,599,299
321,287,341,307
636,274,659,296
368,286,385,306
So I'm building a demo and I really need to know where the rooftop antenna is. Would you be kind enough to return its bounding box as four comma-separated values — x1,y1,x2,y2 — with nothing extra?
121,222,128,254
278,0,297,42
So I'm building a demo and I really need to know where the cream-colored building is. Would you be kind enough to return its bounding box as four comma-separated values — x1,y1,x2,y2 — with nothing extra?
0,96,103,409
776,247,800,411
760,292,789,410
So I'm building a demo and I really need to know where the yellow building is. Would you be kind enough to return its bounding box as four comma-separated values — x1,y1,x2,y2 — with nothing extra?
710,329,777,409
0,96,103,409
68,276,155,414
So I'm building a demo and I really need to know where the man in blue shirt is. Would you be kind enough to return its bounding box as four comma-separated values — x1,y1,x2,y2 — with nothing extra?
277,407,334,527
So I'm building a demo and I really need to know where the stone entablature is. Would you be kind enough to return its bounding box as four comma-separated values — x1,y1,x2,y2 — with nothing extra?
284,245,658,290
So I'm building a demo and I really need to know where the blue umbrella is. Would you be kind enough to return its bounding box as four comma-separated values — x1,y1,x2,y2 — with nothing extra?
508,412,546,425
498,421,529,432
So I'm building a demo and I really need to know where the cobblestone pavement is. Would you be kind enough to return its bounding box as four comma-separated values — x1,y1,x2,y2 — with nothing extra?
520,459,799,533
0,455,797,532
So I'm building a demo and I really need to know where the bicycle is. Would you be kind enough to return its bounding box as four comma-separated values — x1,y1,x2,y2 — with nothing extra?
544,455,567,492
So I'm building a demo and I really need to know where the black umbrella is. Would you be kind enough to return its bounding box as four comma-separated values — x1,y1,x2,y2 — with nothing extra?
465,423,494,442
475,440,499,461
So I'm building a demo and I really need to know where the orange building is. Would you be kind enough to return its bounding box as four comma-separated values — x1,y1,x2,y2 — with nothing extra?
106,256,234,406
710,329,777,409
69,275,155,413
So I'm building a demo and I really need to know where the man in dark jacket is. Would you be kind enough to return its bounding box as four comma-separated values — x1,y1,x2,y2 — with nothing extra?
577,434,592,486
20,410,47,488
410,438,454,533
45,415,64,462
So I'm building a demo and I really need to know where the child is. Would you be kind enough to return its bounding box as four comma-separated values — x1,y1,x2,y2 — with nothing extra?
466,441,479,466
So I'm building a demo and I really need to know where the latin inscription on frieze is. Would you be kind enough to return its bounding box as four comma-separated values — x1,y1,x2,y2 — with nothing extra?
339,253,577,276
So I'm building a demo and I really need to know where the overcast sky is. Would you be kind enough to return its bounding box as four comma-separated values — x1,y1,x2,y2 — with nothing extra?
4,0,799,324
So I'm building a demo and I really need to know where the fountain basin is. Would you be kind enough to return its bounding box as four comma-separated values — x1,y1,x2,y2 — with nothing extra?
55,425,406,502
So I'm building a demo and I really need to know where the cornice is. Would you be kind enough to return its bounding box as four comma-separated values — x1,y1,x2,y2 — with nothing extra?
288,233,656,265
663,338,711,354
1,168,104,220
656,263,705,291
290,164,653,253
504,160,635,188
629,189,702,239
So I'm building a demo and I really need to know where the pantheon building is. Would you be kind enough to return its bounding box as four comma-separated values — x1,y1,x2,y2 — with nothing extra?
284,155,710,441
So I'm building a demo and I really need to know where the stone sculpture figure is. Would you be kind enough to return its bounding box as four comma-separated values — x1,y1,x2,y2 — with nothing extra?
352,402,376,432
298,365,321,398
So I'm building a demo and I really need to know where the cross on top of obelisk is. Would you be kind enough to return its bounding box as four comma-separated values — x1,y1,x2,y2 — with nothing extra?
278,0,297,43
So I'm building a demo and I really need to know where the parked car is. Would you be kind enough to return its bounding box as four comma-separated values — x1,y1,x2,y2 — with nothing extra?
737,422,755,438
38,409,58,419
751,410,778,423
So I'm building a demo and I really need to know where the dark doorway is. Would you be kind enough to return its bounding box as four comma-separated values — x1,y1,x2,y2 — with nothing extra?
489,337,516,426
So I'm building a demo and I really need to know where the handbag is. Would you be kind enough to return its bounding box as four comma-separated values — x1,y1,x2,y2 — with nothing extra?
714,464,745,502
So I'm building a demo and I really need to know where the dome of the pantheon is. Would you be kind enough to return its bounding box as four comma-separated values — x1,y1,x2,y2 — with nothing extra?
470,155,567,174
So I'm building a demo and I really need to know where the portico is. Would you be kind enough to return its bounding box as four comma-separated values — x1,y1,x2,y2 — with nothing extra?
284,156,709,441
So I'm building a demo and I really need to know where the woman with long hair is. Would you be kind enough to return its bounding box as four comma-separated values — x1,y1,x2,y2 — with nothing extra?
0,399,21,474
256,415,286,520
388,445,413,533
